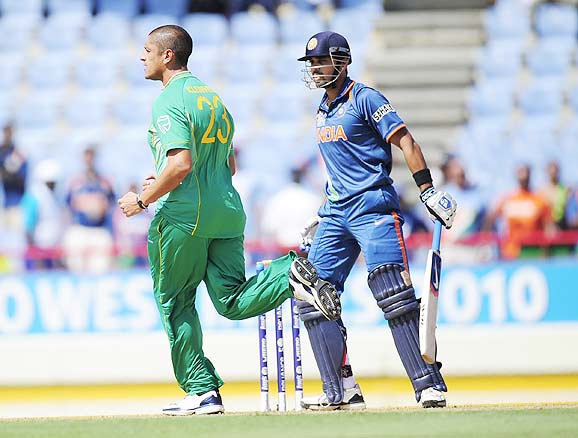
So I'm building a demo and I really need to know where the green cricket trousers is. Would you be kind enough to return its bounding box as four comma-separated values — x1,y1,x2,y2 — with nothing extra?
148,215,295,395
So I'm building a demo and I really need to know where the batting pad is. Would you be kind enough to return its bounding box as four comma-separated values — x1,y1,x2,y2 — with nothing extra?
297,301,346,404
368,264,447,401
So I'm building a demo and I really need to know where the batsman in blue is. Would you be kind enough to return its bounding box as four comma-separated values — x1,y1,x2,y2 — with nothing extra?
296,31,458,410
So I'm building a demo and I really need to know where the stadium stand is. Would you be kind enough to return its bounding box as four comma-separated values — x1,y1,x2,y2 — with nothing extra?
2,0,578,270
95,0,141,17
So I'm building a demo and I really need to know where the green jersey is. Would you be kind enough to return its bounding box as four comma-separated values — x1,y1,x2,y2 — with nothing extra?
148,72,245,238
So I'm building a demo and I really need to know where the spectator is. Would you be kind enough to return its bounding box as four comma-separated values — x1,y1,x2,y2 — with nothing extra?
63,146,116,273
398,185,429,237
112,182,153,268
260,167,322,251
0,123,28,230
539,160,569,229
227,0,279,15
439,158,492,263
442,158,487,236
231,147,263,244
21,159,65,270
189,0,227,13
565,186,578,229
485,164,553,259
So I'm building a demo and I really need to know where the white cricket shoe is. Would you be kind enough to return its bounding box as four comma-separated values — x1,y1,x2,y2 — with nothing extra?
421,387,446,408
289,257,341,321
301,384,366,411
162,390,224,416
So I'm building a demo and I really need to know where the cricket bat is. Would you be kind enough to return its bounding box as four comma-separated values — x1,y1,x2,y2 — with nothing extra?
419,220,443,365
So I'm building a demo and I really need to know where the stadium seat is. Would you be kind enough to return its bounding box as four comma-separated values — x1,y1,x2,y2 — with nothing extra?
0,12,39,53
243,141,290,194
87,13,131,49
262,83,309,123
464,116,510,143
0,0,43,16
278,9,324,45
13,127,62,163
535,3,578,38
39,12,88,50
111,89,158,127
46,0,91,15
181,13,229,47
14,98,60,130
518,113,559,134
0,105,12,127
222,45,272,83
339,0,382,9
329,7,376,43
64,93,110,128
518,81,563,116
477,44,522,78
144,0,189,17
188,46,223,82
0,60,23,91
272,45,308,83
230,11,278,46
95,0,141,17
560,123,578,171
485,15,529,41
0,9,40,31
526,42,572,79
484,0,530,39
219,86,260,126
101,128,150,188
133,14,179,42
75,53,121,89
535,36,577,56
568,87,578,113
468,85,514,117
122,58,163,89
27,54,73,88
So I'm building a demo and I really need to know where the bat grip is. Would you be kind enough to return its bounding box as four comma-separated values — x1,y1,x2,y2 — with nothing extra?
432,220,442,252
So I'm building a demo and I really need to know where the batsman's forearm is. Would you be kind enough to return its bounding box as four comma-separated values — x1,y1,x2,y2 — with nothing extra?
401,139,428,174
401,140,433,192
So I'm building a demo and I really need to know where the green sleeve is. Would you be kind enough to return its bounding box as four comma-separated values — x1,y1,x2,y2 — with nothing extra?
153,98,192,153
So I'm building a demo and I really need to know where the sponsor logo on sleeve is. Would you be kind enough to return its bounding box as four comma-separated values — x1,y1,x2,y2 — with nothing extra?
157,115,171,134
371,103,396,123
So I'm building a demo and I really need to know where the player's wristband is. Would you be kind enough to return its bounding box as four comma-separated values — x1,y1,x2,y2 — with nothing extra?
413,168,433,188
137,194,149,210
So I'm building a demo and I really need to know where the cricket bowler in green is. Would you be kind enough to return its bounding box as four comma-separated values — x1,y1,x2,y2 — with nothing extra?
117,25,341,416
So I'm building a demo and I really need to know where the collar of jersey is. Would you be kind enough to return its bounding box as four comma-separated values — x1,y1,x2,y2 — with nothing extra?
320,77,354,111
163,71,193,89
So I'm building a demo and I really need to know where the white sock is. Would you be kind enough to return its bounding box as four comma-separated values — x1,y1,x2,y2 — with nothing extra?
342,353,356,390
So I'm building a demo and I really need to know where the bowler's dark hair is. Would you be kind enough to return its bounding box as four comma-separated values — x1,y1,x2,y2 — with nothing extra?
149,25,193,68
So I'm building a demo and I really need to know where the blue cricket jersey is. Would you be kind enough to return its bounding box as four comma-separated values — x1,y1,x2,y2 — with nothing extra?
315,78,406,214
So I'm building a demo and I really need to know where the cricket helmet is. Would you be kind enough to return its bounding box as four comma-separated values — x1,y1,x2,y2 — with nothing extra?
298,31,352,64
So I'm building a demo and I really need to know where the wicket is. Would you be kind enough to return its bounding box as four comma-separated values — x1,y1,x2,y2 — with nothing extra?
257,260,304,412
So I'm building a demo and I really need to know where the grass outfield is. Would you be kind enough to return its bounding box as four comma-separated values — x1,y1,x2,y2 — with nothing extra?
1,405,577,438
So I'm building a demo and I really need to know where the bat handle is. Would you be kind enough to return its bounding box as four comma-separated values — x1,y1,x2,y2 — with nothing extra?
432,220,442,252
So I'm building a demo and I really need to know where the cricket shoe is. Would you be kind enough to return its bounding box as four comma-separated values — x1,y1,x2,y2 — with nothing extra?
421,387,446,408
289,257,341,321
301,384,366,411
162,390,224,415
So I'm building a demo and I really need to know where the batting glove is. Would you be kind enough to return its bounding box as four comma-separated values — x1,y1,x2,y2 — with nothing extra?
299,215,321,252
420,187,457,229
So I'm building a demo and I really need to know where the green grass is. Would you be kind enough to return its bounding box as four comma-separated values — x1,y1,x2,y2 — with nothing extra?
2,406,578,438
